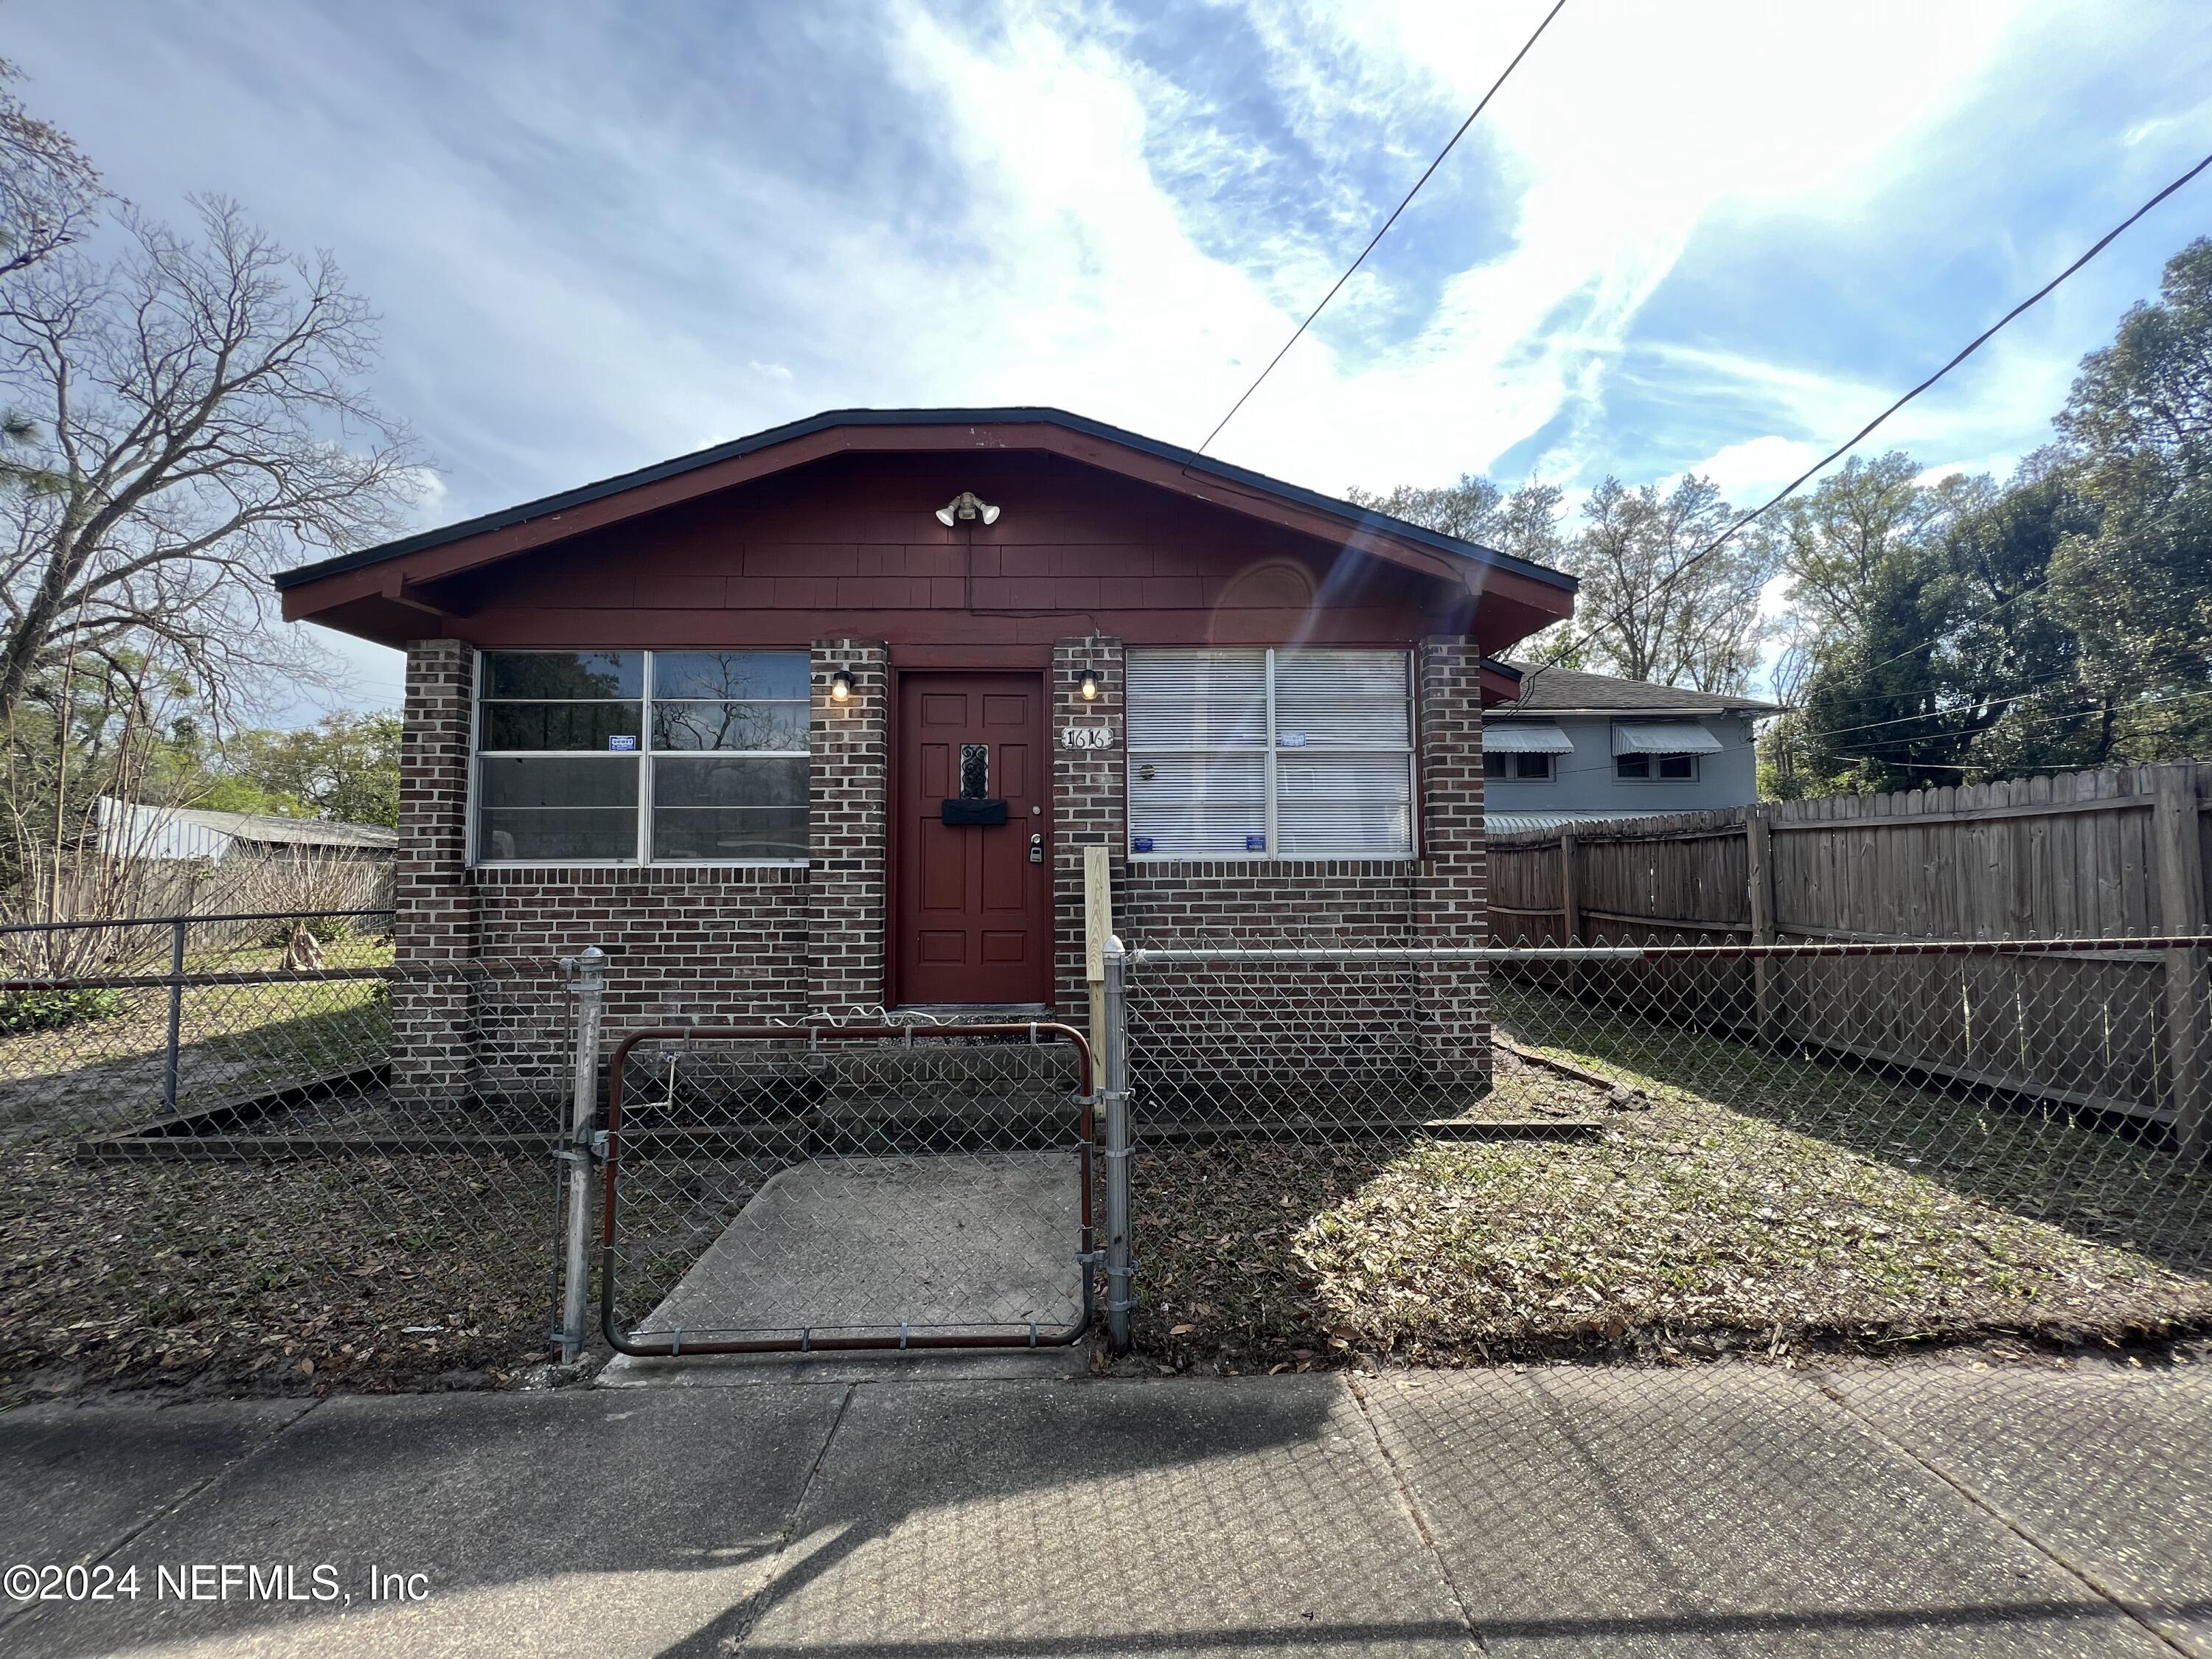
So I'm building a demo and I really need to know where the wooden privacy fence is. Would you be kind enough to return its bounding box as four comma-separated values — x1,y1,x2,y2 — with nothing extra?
1489,762,2210,1156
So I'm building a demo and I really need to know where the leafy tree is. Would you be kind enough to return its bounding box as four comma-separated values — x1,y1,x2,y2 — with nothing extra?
2047,237,2212,755
204,712,402,827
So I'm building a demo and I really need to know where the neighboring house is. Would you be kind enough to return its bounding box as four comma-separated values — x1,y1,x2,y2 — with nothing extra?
96,799,398,862
1479,662,1781,833
271,407,1577,1092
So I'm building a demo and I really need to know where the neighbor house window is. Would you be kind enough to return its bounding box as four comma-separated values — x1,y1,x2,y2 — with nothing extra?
475,650,809,863
1615,752,1697,782
1125,649,1413,859
1486,752,1554,781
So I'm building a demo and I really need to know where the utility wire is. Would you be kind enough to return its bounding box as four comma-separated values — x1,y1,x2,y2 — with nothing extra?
1514,143,2212,707
1818,685,2212,769
1195,0,1568,457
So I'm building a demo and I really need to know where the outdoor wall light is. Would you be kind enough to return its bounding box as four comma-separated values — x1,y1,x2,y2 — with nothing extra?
934,490,1001,527
1078,667,1100,701
828,668,855,703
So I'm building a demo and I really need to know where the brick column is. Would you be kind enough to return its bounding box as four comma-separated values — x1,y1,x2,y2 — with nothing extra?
807,639,889,1017
1416,636,1489,1086
392,638,476,1102
1051,638,1124,1018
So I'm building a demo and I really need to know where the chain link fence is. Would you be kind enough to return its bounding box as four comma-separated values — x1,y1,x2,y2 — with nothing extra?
4,905,2208,1417
0,910,577,1396
1108,931,2212,1369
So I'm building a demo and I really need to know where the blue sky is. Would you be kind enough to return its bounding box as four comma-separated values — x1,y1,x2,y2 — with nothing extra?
10,0,2212,718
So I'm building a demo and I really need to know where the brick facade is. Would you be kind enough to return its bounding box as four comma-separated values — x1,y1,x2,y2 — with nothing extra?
397,629,1489,1099
807,639,889,1018
391,639,477,1101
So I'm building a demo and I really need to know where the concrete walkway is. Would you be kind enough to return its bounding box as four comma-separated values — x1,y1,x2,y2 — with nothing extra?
602,1151,1086,1382
1,1360,2205,1658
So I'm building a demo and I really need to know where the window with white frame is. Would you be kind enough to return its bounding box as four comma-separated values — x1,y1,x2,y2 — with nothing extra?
475,650,809,863
1124,648,1414,859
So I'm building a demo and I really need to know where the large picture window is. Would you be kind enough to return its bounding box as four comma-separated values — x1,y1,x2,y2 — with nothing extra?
475,650,809,864
1125,648,1413,860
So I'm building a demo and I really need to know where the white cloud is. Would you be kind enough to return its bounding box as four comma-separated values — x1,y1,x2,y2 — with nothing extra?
1685,436,1825,504
10,0,2205,730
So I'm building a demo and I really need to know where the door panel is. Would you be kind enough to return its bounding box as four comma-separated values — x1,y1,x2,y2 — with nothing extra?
896,672,1053,1006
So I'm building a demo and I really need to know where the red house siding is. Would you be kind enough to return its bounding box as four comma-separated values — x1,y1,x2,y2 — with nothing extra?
334,426,1568,1099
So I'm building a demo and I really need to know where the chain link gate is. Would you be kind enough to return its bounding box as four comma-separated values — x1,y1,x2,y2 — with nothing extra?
591,1016,1098,1356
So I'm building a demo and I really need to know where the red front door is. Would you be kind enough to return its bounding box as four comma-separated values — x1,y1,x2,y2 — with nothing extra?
894,672,1053,1006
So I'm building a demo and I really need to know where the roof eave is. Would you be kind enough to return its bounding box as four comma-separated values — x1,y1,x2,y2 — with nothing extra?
272,407,1579,597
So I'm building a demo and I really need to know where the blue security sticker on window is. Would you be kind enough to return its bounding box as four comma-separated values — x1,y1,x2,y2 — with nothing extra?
1245,834,1267,851
1279,731,1307,747
608,734,638,751
1132,836,1154,853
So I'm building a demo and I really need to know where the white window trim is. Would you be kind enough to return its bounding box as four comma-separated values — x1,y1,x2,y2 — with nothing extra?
468,647,813,869
1124,647,1418,863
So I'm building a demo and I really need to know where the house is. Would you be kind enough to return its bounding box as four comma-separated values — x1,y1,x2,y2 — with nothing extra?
96,798,398,863
1478,661,1780,833
271,408,1577,1095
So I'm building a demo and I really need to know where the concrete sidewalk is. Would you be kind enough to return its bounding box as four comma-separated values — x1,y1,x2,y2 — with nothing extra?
0,1360,2205,1658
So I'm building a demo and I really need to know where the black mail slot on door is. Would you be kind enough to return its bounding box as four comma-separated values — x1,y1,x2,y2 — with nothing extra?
939,798,1008,826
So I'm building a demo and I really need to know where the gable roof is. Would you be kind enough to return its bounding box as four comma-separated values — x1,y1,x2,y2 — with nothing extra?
1486,661,1783,717
273,406,1579,596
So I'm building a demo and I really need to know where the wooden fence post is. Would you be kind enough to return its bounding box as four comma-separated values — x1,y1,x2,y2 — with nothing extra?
2152,766,2208,1163
1083,845,1114,1082
1557,828,1580,946
1746,806,1778,1044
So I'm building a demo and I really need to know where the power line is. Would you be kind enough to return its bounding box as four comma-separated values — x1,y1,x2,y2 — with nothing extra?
1514,143,2212,707
1194,0,1568,457
1817,685,2212,770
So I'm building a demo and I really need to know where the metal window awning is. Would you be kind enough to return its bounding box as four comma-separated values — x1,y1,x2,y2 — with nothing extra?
1612,721,1722,757
1485,721,1573,754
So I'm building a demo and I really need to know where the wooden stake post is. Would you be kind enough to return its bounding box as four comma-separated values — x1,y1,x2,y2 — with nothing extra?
1083,846,1113,1081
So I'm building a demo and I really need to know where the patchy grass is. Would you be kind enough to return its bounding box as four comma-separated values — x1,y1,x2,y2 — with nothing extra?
0,1144,554,1402
0,936,393,1142
1135,1040,2212,1373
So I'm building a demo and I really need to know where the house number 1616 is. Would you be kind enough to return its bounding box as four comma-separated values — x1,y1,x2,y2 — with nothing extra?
1060,726,1115,750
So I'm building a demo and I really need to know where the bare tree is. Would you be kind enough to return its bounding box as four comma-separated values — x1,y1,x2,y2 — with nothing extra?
0,58,101,283
1566,475,1775,692
1345,473,1569,567
0,197,421,728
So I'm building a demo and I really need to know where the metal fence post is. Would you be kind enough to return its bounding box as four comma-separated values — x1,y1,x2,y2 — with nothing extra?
161,917,187,1116
1100,934,1134,1354
559,945,607,1365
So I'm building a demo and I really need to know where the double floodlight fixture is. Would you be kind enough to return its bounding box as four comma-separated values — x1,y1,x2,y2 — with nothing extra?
935,490,1001,527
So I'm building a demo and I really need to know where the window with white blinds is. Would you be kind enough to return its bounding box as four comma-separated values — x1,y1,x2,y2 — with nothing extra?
1125,649,1415,859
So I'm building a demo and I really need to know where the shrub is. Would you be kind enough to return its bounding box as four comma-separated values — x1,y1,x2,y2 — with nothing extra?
265,914,355,949
0,987,127,1034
